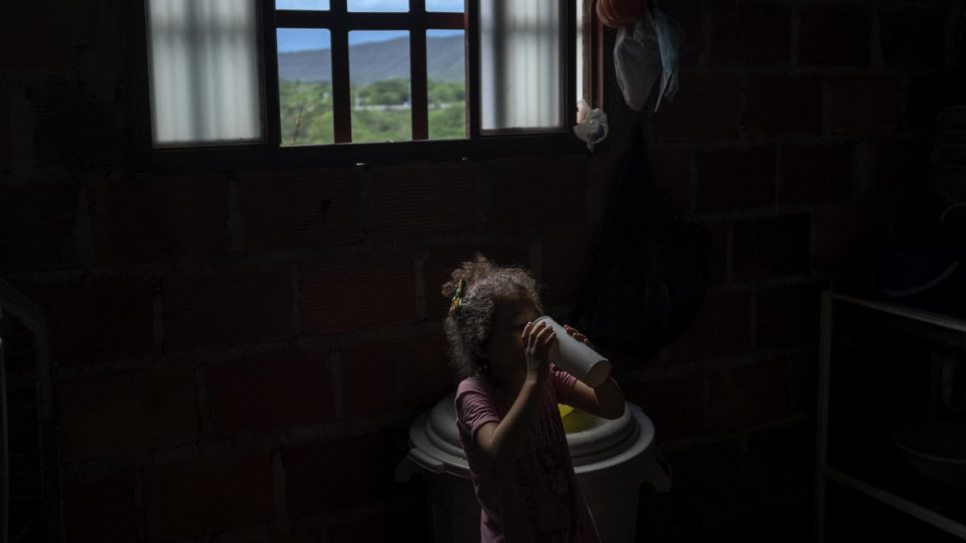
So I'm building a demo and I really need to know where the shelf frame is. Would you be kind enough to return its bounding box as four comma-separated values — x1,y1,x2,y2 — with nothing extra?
815,289,966,542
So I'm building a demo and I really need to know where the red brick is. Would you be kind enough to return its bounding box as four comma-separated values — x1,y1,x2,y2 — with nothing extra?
813,206,890,272
623,376,704,439
486,155,588,232
745,75,823,138
756,282,824,350
51,99,123,166
0,184,77,273
284,433,396,515
788,351,819,413
708,359,792,429
660,1,706,66
143,453,274,541
24,82,122,168
372,161,479,238
252,532,325,543
57,368,199,461
780,144,854,205
709,223,729,286
238,167,364,251
669,290,751,363
540,237,594,306
423,245,531,320
665,439,741,505
163,268,293,348
647,151,693,211
696,146,776,211
874,138,932,198
63,473,139,543
879,7,946,67
18,277,154,367
0,2,84,69
711,3,792,65
330,506,433,543
903,75,946,133
732,214,811,281
654,74,742,142
342,333,453,417
798,6,872,66
301,256,415,335
0,81,10,167
209,350,333,434
743,423,815,506
829,75,901,135
90,175,230,264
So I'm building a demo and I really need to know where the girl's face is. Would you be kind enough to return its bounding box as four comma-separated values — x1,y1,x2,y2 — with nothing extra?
482,288,539,378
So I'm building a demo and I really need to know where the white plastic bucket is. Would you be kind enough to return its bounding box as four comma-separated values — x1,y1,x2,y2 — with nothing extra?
396,393,671,543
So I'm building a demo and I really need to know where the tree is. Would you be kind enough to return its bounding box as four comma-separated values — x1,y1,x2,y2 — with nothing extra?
359,78,409,106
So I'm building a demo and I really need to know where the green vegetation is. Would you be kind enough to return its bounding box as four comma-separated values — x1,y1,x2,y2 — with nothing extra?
279,78,466,145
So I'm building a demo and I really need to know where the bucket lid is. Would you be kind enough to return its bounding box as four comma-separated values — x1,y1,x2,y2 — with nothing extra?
408,392,655,477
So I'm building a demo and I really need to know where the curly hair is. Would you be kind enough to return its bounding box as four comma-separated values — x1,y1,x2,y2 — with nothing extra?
442,254,543,379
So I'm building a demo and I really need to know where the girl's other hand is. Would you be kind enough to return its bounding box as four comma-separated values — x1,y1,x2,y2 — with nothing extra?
563,325,594,349
522,321,555,384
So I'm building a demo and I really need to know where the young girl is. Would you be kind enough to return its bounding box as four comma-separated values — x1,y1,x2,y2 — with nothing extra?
442,255,626,543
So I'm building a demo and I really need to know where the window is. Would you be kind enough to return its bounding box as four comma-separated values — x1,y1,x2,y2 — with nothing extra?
137,0,596,167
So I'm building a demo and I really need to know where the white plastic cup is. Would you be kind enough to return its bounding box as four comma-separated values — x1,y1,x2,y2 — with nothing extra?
533,316,612,388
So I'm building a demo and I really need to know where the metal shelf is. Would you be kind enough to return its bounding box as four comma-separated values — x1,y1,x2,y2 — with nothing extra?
815,289,966,543
823,467,966,539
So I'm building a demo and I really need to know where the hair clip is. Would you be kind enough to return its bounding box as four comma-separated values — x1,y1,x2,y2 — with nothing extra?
449,278,466,317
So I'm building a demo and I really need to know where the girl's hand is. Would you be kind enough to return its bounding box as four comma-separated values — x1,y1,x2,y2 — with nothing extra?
522,321,556,384
564,325,594,349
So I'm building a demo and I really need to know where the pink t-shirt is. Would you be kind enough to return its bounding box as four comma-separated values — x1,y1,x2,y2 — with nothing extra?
455,366,601,543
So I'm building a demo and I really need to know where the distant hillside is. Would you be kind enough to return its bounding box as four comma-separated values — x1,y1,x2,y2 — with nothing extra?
278,35,465,85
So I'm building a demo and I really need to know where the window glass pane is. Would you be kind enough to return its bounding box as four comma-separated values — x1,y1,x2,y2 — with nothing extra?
348,0,407,12
350,31,411,143
276,0,329,10
278,29,333,145
427,0,463,12
146,0,263,145
480,0,563,131
427,30,466,140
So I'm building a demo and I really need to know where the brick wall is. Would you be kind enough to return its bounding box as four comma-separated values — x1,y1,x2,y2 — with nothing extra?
0,0,955,541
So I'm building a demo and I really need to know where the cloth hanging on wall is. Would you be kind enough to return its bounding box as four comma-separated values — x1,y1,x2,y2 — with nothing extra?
571,127,712,358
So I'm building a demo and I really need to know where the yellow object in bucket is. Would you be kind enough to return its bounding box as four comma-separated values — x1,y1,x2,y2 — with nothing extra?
558,403,596,433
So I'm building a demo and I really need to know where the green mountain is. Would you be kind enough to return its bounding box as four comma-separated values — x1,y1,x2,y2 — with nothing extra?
278,35,465,85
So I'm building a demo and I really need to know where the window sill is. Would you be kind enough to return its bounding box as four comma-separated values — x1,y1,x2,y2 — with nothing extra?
132,132,590,174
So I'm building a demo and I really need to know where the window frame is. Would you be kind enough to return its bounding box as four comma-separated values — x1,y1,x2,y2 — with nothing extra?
130,0,595,174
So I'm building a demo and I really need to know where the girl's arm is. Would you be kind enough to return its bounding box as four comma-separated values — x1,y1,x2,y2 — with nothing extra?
561,325,626,420
474,380,542,471
474,321,556,471
568,377,626,419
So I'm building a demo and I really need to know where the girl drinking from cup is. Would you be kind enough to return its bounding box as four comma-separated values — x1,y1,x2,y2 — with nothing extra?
442,254,625,542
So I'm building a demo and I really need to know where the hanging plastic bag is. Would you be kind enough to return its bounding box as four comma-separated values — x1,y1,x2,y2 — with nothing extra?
614,10,660,112
570,124,712,358
652,7,682,110
614,2,683,112
573,99,609,151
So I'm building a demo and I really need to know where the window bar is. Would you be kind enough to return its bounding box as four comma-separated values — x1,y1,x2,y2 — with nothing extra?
330,0,352,143
465,0,480,139
410,0,429,140
566,0,576,129
262,0,282,147
134,0,154,155
592,4,605,110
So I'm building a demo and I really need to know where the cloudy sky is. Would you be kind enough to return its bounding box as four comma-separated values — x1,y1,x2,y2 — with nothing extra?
276,0,463,51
